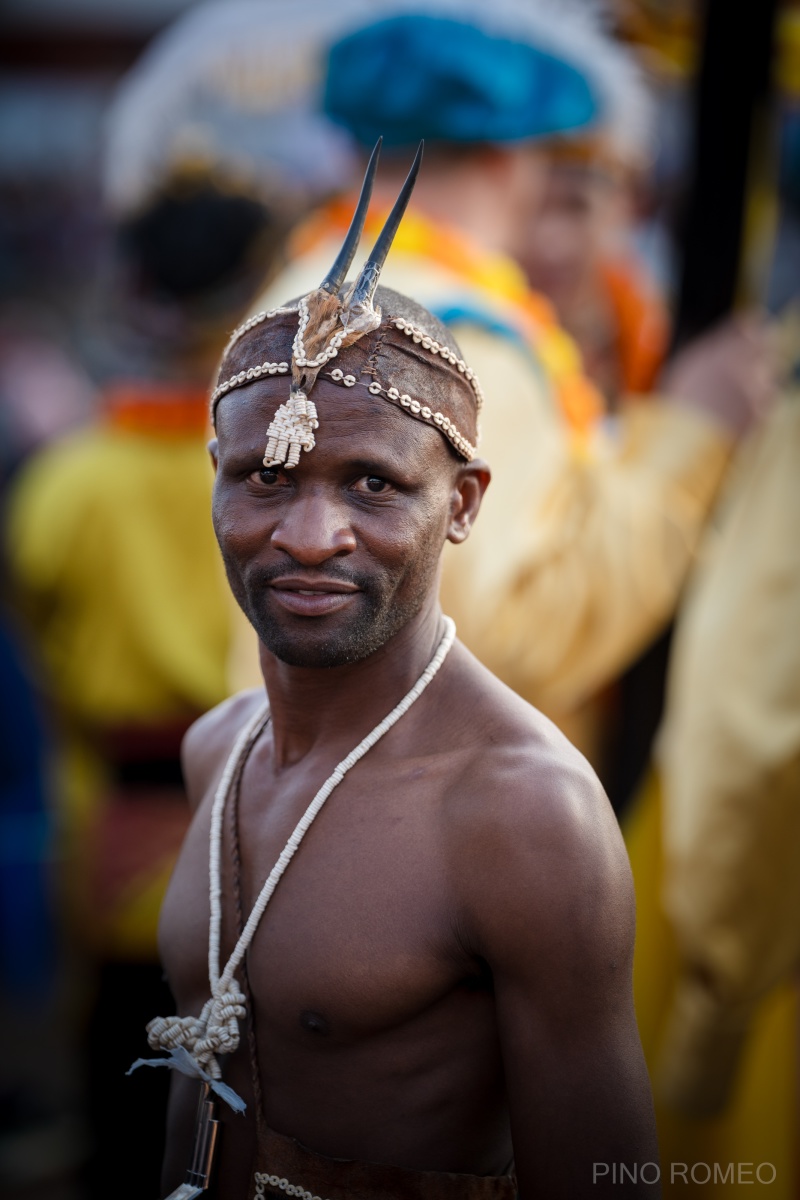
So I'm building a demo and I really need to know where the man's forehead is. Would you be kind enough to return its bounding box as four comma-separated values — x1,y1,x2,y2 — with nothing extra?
216,375,385,431
216,375,450,466
224,320,292,374
211,299,481,466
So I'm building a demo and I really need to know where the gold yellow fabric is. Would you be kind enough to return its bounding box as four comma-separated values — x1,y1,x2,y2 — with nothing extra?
653,394,800,1117
624,772,797,1198
6,423,231,724
436,337,730,715
5,417,232,958
237,222,731,717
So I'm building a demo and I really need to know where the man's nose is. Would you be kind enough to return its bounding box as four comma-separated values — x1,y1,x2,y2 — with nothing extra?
270,489,357,564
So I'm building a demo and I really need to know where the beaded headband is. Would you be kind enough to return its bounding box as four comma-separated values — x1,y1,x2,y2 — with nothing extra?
210,139,482,465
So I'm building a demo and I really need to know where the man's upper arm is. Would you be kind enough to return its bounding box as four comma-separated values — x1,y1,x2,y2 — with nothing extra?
457,752,659,1198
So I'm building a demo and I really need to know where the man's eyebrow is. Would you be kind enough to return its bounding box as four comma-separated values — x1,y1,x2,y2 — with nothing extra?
342,455,410,478
221,440,274,464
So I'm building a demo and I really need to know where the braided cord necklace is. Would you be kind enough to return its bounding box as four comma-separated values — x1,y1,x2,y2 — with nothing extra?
140,616,457,1107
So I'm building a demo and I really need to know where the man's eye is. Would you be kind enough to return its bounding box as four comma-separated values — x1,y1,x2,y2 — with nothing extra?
248,466,283,486
361,476,389,493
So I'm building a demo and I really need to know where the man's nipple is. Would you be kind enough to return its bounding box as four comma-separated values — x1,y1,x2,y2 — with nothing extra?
299,1009,331,1036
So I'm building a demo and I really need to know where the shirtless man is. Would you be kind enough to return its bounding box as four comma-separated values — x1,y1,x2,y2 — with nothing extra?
150,158,659,1199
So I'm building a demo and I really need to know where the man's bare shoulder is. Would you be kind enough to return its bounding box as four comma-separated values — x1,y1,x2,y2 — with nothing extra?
445,641,604,805
181,688,267,812
442,645,632,959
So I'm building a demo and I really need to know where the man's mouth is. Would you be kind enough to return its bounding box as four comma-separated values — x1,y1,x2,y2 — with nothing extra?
268,576,362,617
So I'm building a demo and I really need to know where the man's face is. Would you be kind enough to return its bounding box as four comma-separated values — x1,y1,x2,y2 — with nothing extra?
212,377,467,668
518,161,628,314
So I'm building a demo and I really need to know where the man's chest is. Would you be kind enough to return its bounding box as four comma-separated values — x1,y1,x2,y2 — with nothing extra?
160,759,467,1043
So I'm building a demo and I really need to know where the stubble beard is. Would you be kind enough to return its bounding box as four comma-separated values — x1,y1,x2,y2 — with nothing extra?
220,553,440,669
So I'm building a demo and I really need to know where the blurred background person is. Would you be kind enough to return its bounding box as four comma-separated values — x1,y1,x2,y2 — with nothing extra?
612,1,799,1194
247,0,771,783
0,9,119,1196
483,6,673,786
653,372,800,1183
2,2,366,1195
6,175,262,1197
515,23,669,408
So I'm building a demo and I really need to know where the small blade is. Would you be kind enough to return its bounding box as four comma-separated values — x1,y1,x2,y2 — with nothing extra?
318,137,382,295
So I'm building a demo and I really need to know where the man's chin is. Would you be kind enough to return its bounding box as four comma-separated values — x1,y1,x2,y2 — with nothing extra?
268,645,364,669
249,607,386,670
260,633,380,670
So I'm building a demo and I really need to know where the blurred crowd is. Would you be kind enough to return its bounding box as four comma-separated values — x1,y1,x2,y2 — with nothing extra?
0,1,798,1198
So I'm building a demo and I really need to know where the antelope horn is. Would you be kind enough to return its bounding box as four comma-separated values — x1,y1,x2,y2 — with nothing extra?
318,138,382,295
346,142,424,312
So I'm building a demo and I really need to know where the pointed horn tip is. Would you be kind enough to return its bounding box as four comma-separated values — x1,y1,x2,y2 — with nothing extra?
409,143,423,180
365,137,383,171
318,137,384,295
341,141,424,312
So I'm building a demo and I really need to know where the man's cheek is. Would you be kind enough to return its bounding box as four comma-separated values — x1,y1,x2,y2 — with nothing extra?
213,491,267,552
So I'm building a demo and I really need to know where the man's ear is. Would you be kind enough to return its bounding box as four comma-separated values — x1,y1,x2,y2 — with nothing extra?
447,459,491,545
208,437,219,473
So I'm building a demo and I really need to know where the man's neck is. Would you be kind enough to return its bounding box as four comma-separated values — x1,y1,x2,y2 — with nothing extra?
258,599,446,769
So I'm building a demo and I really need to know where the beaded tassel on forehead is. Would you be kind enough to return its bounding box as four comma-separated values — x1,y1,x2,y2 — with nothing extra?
218,138,425,470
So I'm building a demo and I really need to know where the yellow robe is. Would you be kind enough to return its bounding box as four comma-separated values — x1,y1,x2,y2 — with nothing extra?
621,395,800,1196
624,776,797,1197
5,403,232,956
7,421,230,723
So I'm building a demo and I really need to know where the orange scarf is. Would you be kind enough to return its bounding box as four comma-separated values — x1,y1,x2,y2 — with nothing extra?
599,257,670,396
104,381,211,437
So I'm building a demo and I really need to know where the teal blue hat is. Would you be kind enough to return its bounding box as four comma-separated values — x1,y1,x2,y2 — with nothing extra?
324,12,600,148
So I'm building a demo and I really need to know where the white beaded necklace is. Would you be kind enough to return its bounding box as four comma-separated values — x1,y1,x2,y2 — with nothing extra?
142,617,456,1099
